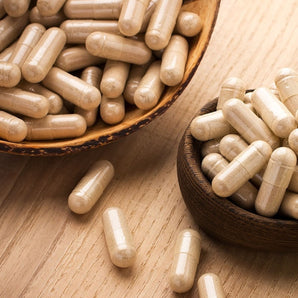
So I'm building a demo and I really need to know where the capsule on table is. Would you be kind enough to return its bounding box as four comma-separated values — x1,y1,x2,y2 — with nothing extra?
37,0,67,17
102,207,136,268
175,11,202,37
30,6,66,28
201,138,221,158
3,0,30,17
0,87,49,118
160,35,188,86
212,140,272,197
145,0,182,50
288,128,298,155
169,229,201,293
275,68,298,116
0,111,27,142
100,95,125,125
140,0,159,33
0,62,21,87
255,147,296,217
280,191,298,220
86,32,152,65
68,160,114,214
0,42,17,62
288,165,298,193
197,273,226,298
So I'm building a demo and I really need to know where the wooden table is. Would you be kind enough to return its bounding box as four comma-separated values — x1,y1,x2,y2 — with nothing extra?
1,1,298,297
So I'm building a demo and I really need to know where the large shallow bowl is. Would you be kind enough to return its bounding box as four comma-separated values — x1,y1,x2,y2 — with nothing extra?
177,99,298,252
0,0,220,156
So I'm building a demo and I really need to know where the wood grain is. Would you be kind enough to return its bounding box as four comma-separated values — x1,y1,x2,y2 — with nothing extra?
1,0,298,297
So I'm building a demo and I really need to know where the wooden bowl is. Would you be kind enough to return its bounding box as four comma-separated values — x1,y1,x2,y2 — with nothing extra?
0,0,220,156
177,99,298,252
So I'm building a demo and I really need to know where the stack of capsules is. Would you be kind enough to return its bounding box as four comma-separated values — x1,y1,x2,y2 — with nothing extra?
0,0,202,142
191,68,298,220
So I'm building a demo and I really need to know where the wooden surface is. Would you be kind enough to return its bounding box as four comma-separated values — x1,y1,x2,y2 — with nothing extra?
1,0,298,297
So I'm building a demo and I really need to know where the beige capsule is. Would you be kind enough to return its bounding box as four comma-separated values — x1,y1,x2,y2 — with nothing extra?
0,62,21,88
212,140,272,197
134,60,164,110
86,32,152,65
25,114,86,140
3,0,30,17
255,147,296,217
169,229,201,293
201,138,221,158
43,67,101,110
202,153,257,210
0,42,17,62
0,14,29,52
30,6,66,28
68,160,114,214
280,191,298,220
275,68,298,116
222,98,280,149
175,11,202,37
145,0,182,50
0,111,27,142
197,273,226,298
251,87,296,138
140,0,159,33
37,0,67,17
60,20,119,44
288,165,298,193
64,0,122,20
0,87,49,118
100,95,125,125
288,128,298,155
160,35,188,86
102,207,136,268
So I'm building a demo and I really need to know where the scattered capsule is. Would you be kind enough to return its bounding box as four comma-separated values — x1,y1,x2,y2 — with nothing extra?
255,147,296,217
30,6,66,28
68,160,114,214
0,62,21,88
37,0,67,17
288,165,298,193
0,42,17,62
102,207,136,268
100,95,125,125
288,128,298,155
175,11,202,37
280,191,298,220
197,273,226,298
169,229,201,293
3,0,30,18
201,138,221,158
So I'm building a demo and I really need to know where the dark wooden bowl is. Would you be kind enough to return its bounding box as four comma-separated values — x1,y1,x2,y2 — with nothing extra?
0,0,220,156
177,99,298,252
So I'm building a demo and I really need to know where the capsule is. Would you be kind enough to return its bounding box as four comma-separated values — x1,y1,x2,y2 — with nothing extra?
0,62,21,87
280,191,298,220
275,68,298,116
55,46,105,72
145,0,182,50
169,229,201,293
134,60,164,110
217,77,246,110
201,138,221,158
60,20,120,44
222,98,280,149
22,27,66,83
0,111,27,142
25,114,87,140
37,0,67,17
18,80,63,114
0,14,29,52
42,67,101,110
212,140,272,197
68,160,114,214
255,147,296,217
140,0,159,33
288,165,298,193
288,128,298,155
0,42,17,62
64,0,122,19
3,0,30,17
190,110,236,142
175,11,202,37
160,35,188,86
0,87,49,118
202,153,257,209
30,6,66,28
86,32,152,65
251,87,296,138
197,273,226,298
102,207,136,268
100,95,125,125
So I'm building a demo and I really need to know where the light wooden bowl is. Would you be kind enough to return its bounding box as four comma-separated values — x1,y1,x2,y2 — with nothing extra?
0,0,220,156
177,99,298,252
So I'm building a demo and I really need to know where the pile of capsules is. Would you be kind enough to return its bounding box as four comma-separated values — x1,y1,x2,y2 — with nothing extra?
191,67,298,220
68,159,225,296
0,0,202,142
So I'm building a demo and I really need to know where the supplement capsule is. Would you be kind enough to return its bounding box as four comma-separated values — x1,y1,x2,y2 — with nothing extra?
68,160,114,214
190,110,236,142
42,67,101,110
102,207,136,268
275,68,298,116
22,27,66,83
280,191,298,220
140,0,159,33
160,35,188,86
212,140,272,197
0,62,21,88
145,0,182,50
222,98,280,149
217,77,246,110
197,273,226,298
0,111,27,142
37,0,67,17
0,87,49,118
288,165,298,193
30,6,66,28
134,60,164,110
100,95,125,125
25,114,87,140
288,128,298,155
3,0,30,17
255,147,296,217
0,42,17,62
175,11,202,37
201,138,221,158
169,229,201,293
86,32,152,65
